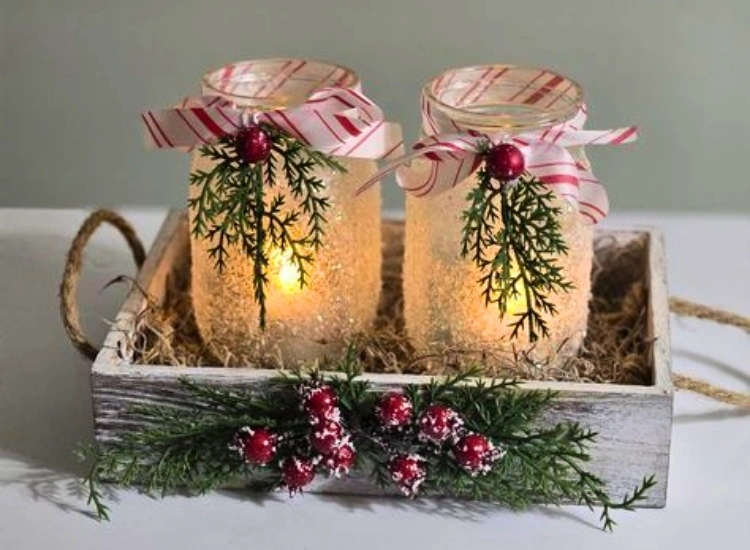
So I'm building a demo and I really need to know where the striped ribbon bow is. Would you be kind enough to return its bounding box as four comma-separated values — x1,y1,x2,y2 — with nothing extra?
359,106,636,224
141,87,404,161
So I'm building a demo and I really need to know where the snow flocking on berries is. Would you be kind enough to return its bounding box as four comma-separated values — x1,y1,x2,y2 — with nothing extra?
388,454,427,498
310,419,344,455
229,426,277,466
453,433,504,476
281,456,316,496
324,438,356,478
376,392,413,429
418,404,464,445
301,384,340,425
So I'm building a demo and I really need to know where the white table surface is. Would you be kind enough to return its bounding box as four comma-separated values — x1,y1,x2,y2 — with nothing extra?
0,208,748,549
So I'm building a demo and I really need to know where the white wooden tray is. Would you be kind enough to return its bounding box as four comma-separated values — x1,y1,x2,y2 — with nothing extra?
91,210,673,506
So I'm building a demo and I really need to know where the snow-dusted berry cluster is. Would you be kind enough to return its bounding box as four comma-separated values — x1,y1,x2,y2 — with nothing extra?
374,392,503,496
230,387,504,499
230,383,357,496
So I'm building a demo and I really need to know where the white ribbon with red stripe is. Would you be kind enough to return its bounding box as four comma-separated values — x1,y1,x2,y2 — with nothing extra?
142,79,403,161
360,107,635,224
359,66,636,224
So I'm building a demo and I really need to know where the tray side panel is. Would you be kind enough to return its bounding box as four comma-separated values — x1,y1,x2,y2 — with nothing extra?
91,370,670,507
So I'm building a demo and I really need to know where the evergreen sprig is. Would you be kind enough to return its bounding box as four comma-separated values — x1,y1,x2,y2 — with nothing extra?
461,142,573,342
188,125,345,328
80,352,655,529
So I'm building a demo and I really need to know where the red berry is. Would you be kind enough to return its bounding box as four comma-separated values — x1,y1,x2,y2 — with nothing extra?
236,126,272,164
388,454,426,497
231,427,276,466
486,143,525,181
453,433,499,476
418,404,463,444
324,439,356,477
303,385,339,423
281,457,316,495
376,393,413,429
310,420,344,455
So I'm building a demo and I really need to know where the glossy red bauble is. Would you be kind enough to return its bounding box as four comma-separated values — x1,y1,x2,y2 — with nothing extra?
236,126,272,164
486,143,525,181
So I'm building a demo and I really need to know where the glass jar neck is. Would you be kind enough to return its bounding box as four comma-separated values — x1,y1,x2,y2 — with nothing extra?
202,58,360,111
421,65,583,136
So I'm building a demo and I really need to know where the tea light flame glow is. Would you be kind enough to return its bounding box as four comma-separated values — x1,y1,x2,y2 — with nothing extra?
270,248,302,294
489,262,528,316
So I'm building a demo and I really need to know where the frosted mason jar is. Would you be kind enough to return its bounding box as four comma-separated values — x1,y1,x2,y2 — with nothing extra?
190,60,381,365
403,66,593,364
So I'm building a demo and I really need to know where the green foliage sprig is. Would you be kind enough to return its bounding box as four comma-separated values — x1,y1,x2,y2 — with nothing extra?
188,125,345,328
461,141,573,342
80,351,655,529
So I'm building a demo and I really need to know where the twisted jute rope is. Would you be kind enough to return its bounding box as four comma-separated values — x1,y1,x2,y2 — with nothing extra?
59,209,146,361
59,209,750,409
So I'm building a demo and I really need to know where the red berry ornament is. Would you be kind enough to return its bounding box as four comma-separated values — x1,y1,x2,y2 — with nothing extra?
310,420,344,455
418,404,464,444
230,427,276,466
388,454,426,497
376,393,413,429
453,433,501,476
236,126,272,164
303,385,339,424
281,457,316,495
324,439,356,477
486,143,525,181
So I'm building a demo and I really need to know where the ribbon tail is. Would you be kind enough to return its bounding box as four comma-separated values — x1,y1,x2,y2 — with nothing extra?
524,141,582,207
577,169,609,224
142,98,242,151
522,126,638,148
336,121,404,160
261,88,404,161
396,151,482,197
355,146,427,196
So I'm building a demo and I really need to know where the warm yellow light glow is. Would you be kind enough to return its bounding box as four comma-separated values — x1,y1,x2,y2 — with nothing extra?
490,262,529,316
269,248,302,294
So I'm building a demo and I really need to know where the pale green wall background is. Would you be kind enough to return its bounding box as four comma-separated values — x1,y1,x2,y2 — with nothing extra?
2,0,749,212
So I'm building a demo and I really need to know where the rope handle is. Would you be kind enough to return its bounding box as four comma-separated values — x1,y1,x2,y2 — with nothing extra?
669,297,750,409
58,211,749,410
59,209,146,361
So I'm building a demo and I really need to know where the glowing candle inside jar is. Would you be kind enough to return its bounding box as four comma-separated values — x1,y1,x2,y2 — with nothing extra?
188,59,384,365
402,65,595,366
492,262,529,317
269,248,303,295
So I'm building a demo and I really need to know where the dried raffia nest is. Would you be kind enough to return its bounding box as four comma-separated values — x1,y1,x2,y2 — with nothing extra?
123,222,652,386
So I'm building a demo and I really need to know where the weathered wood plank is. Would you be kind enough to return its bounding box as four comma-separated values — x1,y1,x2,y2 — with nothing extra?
91,210,673,507
91,368,670,505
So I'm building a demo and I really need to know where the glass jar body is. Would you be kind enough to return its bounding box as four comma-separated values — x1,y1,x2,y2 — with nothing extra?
190,159,381,365
403,65,593,364
188,60,382,365
403,164,592,363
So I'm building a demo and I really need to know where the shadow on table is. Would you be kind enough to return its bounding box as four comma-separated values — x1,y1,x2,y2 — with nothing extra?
218,488,600,530
673,348,750,386
0,231,135,514
0,455,120,519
